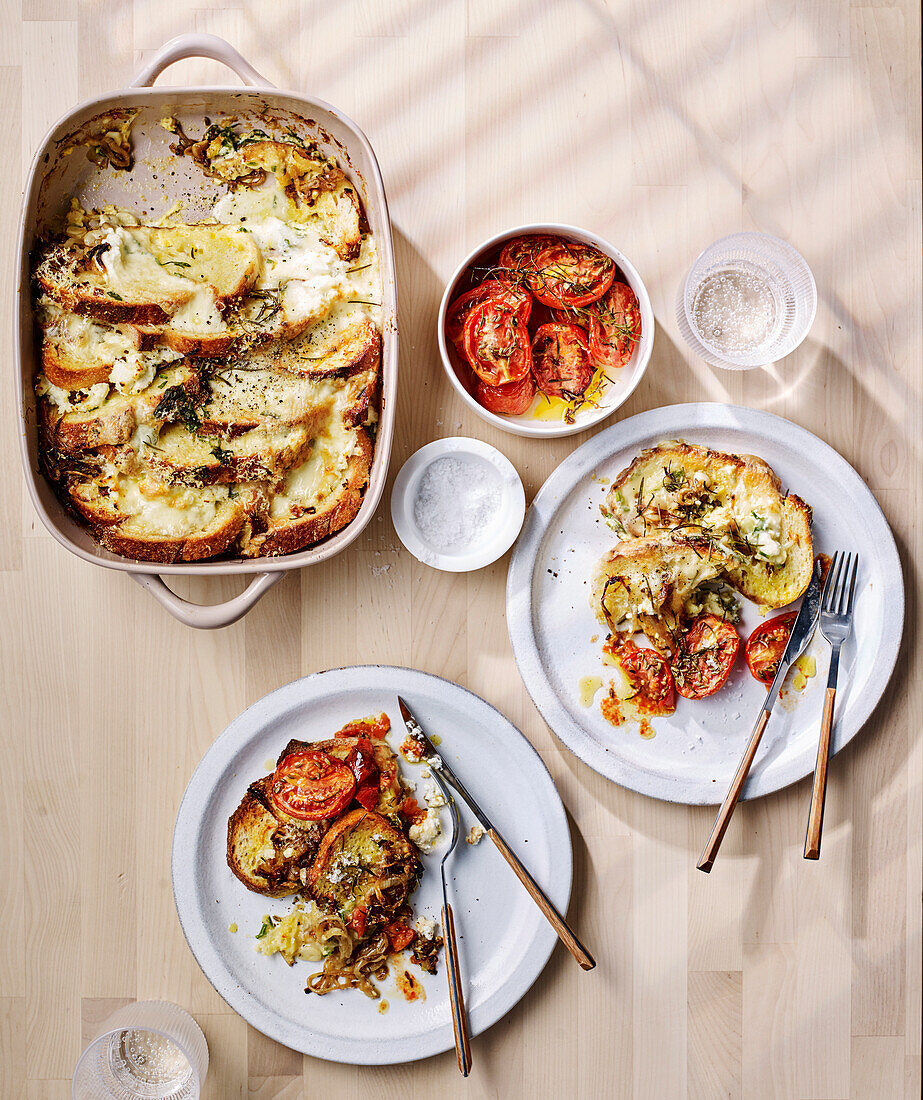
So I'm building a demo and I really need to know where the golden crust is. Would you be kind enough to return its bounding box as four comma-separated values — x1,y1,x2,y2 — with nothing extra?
243,430,373,557
94,504,245,563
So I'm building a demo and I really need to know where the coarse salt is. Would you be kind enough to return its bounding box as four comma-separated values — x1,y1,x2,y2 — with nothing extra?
412,456,502,551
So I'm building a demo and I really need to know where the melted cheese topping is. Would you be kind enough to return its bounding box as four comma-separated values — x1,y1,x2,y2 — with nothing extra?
270,416,358,520
36,375,109,412
36,162,380,554
37,300,139,363
98,226,196,303
110,345,183,393
615,450,790,567
115,478,230,537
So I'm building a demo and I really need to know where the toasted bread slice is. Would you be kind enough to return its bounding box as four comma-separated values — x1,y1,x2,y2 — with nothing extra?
36,301,153,388
591,535,735,651
235,317,381,380
144,421,312,485
242,427,373,557
603,440,813,608
226,777,328,897
66,473,244,562
37,362,199,454
308,808,419,917
35,224,260,324
277,737,402,816
196,368,340,436
41,333,183,391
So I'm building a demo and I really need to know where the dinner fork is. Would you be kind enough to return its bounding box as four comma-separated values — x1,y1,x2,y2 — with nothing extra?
429,768,472,1076
804,552,859,860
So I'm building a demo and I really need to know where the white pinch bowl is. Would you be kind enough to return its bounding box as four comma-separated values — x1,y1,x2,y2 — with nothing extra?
437,223,655,439
391,438,525,572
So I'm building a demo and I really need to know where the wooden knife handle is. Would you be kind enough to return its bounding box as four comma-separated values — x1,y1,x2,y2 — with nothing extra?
441,902,471,1077
487,828,596,970
697,708,771,873
804,687,836,860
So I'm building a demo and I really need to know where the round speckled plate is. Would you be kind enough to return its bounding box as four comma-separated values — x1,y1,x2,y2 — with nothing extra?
172,666,571,1063
506,403,903,804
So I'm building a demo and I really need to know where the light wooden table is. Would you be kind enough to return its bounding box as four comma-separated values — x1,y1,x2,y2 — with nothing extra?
1,2,920,1097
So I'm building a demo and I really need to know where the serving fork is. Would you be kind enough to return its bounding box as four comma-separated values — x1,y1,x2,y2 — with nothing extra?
429,767,472,1077
804,552,859,860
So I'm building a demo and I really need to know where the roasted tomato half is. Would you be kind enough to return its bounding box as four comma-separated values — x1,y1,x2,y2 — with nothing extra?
475,373,536,415
670,614,740,699
745,612,797,686
462,300,532,385
270,749,356,821
531,322,594,399
345,736,381,812
445,279,532,350
614,642,677,716
497,234,559,278
528,242,615,309
587,281,641,370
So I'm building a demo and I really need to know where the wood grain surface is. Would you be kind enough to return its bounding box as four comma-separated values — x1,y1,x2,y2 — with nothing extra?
1,1,920,1097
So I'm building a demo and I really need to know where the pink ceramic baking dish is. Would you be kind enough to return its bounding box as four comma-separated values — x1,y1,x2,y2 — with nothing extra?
14,34,397,628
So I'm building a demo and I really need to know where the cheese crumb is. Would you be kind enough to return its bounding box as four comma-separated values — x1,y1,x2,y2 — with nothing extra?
409,807,443,852
415,916,437,940
466,824,486,846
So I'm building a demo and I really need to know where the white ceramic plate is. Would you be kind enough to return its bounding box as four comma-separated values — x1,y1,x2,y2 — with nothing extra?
506,404,904,804
172,666,571,1063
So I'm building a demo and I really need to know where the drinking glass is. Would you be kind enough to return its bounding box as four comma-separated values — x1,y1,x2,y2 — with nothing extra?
72,1000,208,1100
677,232,817,369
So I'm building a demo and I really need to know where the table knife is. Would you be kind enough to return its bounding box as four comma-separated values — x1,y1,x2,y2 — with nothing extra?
397,696,596,971
697,557,824,873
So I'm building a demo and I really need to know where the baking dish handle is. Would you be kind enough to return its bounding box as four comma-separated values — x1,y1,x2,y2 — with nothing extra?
129,33,275,89
129,571,285,629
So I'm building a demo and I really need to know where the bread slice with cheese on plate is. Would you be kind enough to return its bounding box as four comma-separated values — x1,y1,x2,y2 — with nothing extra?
591,535,737,652
308,808,419,914
602,440,813,609
227,777,328,897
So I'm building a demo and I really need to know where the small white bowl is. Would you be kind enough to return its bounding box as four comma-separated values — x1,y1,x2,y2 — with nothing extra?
437,222,655,439
391,438,525,572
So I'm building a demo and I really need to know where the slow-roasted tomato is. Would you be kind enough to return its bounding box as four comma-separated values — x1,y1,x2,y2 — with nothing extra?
462,300,532,385
384,920,415,952
745,612,797,686
497,234,558,278
613,642,676,715
528,242,615,308
270,750,356,821
445,279,532,351
399,795,425,823
531,322,594,399
670,614,740,699
346,736,381,811
334,713,391,740
348,906,369,938
476,373,536,415
587,281,641,370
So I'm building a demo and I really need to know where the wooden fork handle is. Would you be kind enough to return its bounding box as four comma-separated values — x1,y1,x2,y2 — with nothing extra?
442,902,471,1077
804,687,836,859
697,708,771,873
488,828,596,970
